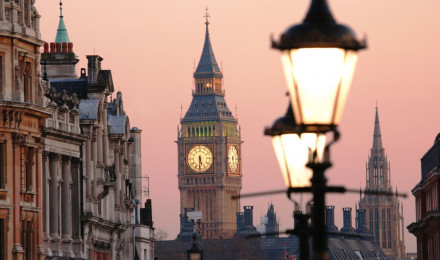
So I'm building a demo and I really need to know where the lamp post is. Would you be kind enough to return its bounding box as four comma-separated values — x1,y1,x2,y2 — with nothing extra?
268,0,366,259
187,233,203,260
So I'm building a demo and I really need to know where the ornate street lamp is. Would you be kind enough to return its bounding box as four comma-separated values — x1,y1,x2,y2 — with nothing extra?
265,104,326,188
272,0,366,130
269,0,366,259
187,233,203,260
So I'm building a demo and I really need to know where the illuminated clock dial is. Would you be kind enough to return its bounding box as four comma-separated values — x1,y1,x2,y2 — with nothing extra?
188,145,213,173
228,145,239,172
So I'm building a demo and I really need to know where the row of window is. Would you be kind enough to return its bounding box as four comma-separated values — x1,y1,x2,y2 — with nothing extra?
187,110,232,118
191,193,215,222
193,101,227,109
0,143,36,193
186,177,215,185
187,125,216,137
369,208,392,249
185,124,238,137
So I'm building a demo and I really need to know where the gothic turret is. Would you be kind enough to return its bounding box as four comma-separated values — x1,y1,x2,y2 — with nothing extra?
41,1,79,80
181,9,237,126
366,106,391,191
55,1,70,46
358,106,405,258
193,10,223,96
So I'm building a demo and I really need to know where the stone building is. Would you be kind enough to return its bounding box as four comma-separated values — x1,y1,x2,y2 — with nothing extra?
177,10,242,239
39,1,154,259
358,107,406,259
408,133,440,260
0,1,51,259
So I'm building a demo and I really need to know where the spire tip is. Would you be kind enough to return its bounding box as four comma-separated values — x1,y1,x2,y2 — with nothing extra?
59,0,63,18
204,6,210,25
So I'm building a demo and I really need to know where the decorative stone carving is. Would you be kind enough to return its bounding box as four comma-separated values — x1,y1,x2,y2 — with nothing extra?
13,132,27,145
70,93,80,113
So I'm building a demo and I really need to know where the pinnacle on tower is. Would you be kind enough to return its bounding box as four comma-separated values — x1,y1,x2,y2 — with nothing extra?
55,1,70,48
372,105,383,150
194,7,222,79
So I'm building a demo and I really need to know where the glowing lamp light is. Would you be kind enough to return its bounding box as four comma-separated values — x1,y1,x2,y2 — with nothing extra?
265,105,326,188
187,234,203,260
272,0,366,127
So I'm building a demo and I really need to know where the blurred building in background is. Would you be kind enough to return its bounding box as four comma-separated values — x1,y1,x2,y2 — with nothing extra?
359,107,406,259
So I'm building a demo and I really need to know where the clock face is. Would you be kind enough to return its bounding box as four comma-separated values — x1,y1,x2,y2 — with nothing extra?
228,145,239,172
187,145,213,173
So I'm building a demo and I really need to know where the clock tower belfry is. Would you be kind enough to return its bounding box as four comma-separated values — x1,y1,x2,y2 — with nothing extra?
177,10,242,239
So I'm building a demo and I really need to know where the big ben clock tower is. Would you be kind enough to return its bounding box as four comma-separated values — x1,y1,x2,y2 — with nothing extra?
177,10,242,239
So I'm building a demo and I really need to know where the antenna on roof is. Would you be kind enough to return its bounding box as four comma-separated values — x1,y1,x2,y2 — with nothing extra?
180,104,183,119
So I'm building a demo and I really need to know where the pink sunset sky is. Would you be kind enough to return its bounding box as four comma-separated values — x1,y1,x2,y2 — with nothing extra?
35,0,440,252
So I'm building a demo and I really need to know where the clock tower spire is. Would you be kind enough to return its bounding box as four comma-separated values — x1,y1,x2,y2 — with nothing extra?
177,10,242,240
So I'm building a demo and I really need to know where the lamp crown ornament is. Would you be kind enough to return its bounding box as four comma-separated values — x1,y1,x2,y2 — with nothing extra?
272,0,367,50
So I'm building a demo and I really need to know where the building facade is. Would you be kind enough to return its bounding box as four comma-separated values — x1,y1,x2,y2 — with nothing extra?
177,12,242,239
358,107,406,259
408,134,440,260
0,1,51,259
39,2,154,259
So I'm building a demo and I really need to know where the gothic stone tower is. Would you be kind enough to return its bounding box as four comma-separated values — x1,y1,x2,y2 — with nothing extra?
177,13,242,239
358,107,405,259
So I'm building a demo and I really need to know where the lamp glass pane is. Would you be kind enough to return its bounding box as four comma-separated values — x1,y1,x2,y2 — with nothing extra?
272,134,312,188
281,54,301,125
282,48,347,125
301,133,327,163
333,50,358,124
272,135,290,187
189,253,201,260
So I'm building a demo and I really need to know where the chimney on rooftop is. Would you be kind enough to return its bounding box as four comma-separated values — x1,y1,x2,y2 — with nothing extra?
236,212,244,231
341,207,355,233
325,205,338,231
355,208,370,234
86,55,103,85
244,206,254,227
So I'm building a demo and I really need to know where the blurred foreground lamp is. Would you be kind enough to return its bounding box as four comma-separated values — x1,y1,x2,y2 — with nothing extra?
265,104,326,188
272,0,366,128
187,233,203,260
